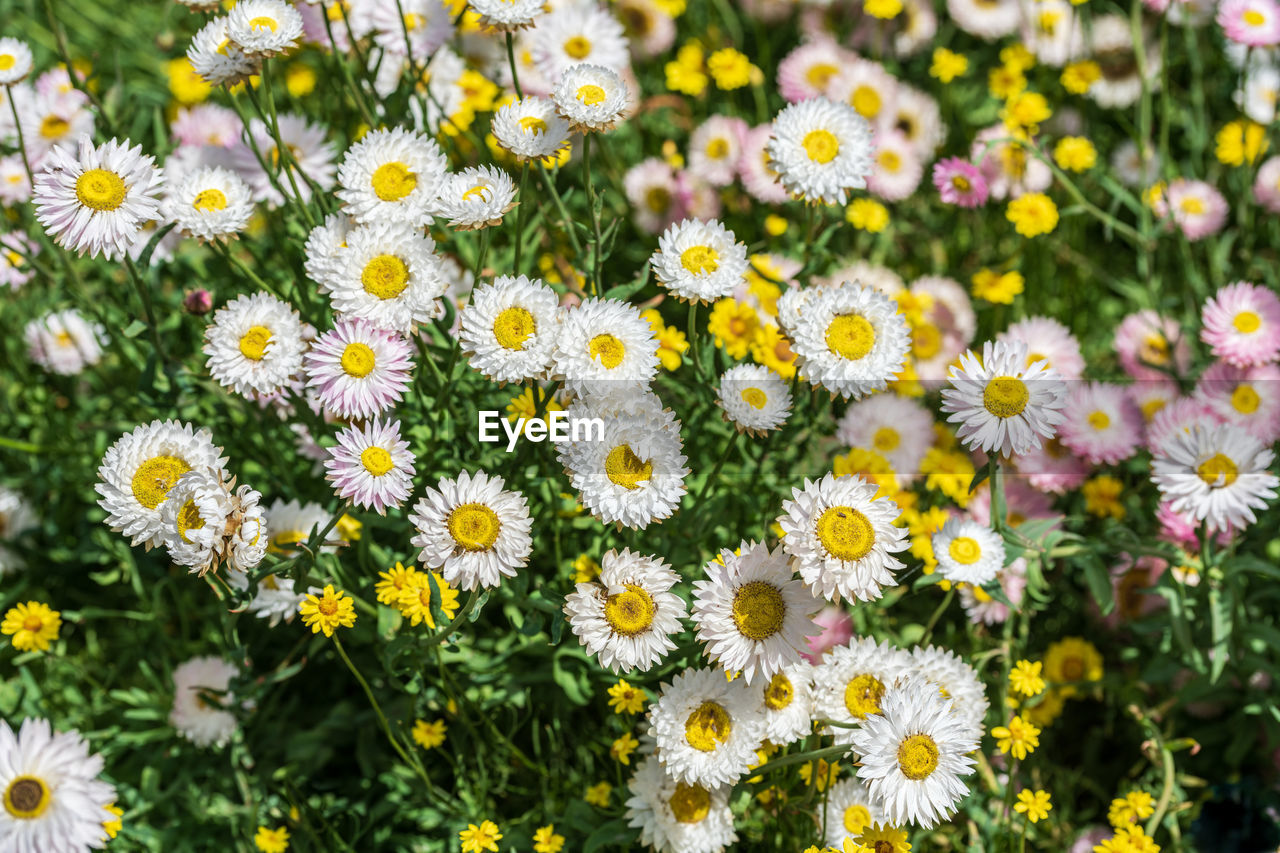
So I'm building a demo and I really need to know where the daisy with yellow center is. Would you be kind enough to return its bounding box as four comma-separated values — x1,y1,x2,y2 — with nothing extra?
254,826,290,853
607,679,647,714
459,820,502,853
991,714,1040,760
396,570,461,628
412,718,447,750
298,585,357,637
1,601,61,652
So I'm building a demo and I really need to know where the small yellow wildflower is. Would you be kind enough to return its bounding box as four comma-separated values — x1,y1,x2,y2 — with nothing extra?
1061,60,1102,94
930,48,968,82
1015,789,1053,823
864,0,903,18
533,824,566,853
991,715,1041,760
642,308,689,371
335,514,362,542
375,562,421,606
665,43,708,96
1082,474,1126,519
298,586,357,637
506,386,564,425
920,447,975,507
853,822,911,852
254,826,290,853
459,820,503,853
1001,44,1036,71
611,732,639,764
1002,91,1052,133
988,64,1027,100
166,57,211,106
585,781,612,807
1010,660,1047,698
971,268,1025,304
285,63,317,98
798,758,839,791
1,602,61,652
1216,119,1269,167
707,48,753,90
397,571,460,628
608,679,647,714
1054,136,1098,172
764,214,788,236
708,298,760,358
572,553,601,583
1044,636,1104,694
1007,193,1059,237
1108,790,1156,828
412,718,447,750
1095,825,1161,852
846,198,890,232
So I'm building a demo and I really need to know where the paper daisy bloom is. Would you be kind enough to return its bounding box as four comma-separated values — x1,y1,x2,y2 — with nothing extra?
431,166,517,230
329,221,448,335
1196,361,1280,443
692,541,820,684
227,0,303,56
940,340,1068,457
24,309,106,376
370,0,454,58
187,17,260,86
647,668,767,788
909,645,990,737
530,4,629,81
716,364,792,436
1114,310,1191,381
1151,422,1278,533
33,136,163,260
777,473,909,603
552,64,629,132
1219,0,1280,44
766,97,875,206
204,292,307,399
226,484,267,572
931,518,1006,587
651,218,749,304
157,470,234,575
164,166,255,242
624,756,738,853
303,213,355,293
850,674,979,829
491,97,572,161
823,777,882,848
0,718,117,850
549,298,659,396
810,637,912,740
335,126,448,228
1057,382,1145,465
756,662,814,745
1201,281,1280,367
688,115,747,187
458,275,560,383
408,469,533,591
97,420,227,549
304,318,414,421
170,656,241,748
933,157,989,207
0,487,36,577
835,393,933,485
471,0,545,29
0,38,34,85
324,418,416,514
299,585,358,637
1159,178,1228,241
226,569,308,626
229,115,337,207
788,282,910,400
564,548,687,673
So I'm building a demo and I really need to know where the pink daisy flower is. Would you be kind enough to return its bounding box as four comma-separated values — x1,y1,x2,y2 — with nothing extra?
998,316,1085,380
688,115,748,187
170,104,243,149
933,157,989,207
1146,397,1220,456
972,124,1052,200
867,130,923,201
776,40,850,103
1217,0,1280,45
1155,501,1233,552
1057,382,1145,465
0,231,37,289
1105,554,1167,627
623,157,683,235
1157,179,1228,241
1011,437,1090,494
1201,281,1280,366
801,605,853,663
1114,310,1191,381
305,318,414,421
324,418,416,514
1195,360,1280,443
674,170,722,222
1128,379,1181,425
738,124,790,204
1253,156,1280,214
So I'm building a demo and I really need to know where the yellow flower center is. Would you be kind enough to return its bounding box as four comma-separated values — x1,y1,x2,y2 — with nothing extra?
340,342,376,377
843,672,886,719
192,188,227,211
802,129,839,164
318,597,338,616
603,583,656,636
1244,8,1265,25
844,804,872,836
645,186,671,213
983,376,1029,418
362,254,410,299
518,115,548,135
825,314,876,360
851,86,881,119
1234,310,1261,333
131,455,191,510
1196,453,1238,487
873,426,900,452
0,55,14,72
461,184,491,202
370,161,417,202
176,499,205,544
564,35,593,59
806,62,838,88
75,168,127,212
912,323,941,359
402,11,422,29
22,615,43,632
680,245,720,275
668,782,711,824
731,580,786,641
39,115,69,139
588,333,625,368
1179,196,1205,215
446,503,502,551
238,325,272,361
763,672,794,710
493,306,536,350
684,701,732,752
897,734,940,780
3,776,50,820
269,531,304,554
249,15,278,30
877,149,901,172
1231,384,1260,414
360,446,394,476
1087,410,1110,431
741,387,768,409
706,137,729,159
816,506,875,561
948,536,982,565
575,84,606,105
605,444,652,490
951,175,971,192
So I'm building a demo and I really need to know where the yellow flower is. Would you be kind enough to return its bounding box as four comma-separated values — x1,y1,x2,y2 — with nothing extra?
642,308,689,371
665,43,708,96
920,448,975,506
459,820,503,853
852,822,911,852
864,0,903,18
506,386,563,423
412,718,447,750
1054,136,1097,172
1044,636,1104,694
375,562,421,606
1000,43,1036,72
611,732,639,764
991,715,1041,760
988,64,1027,100
1010,660,1046,698
298,585,357,637
930,48,968,82
1023,687,1067,728
1095,826,1161,853
166,57,211,106
833,448,898,499
764,214,788,236
751,324,799,379
708,298,760,358
102,804,124,839
1006,193,1059,237
1015,789,1052,823
572,553,601,583
335,513,362,542
798,758,839,791
1108,790,1156,828
1216,120,1269,167
607,679,647,714
285,63,317,98
397,571,460,628
1002,91,1052,133
1082,474,1125,519
458,69,499,113
846,199,890,232
652,0,686,13
2,601,61,652
707,48,753,90
971,268,1024,304
1061,60,1101,94
585,781,612,807
533,824,566,853
254,826,290,853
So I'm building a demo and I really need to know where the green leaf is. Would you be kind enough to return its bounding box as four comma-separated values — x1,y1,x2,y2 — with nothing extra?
121,319,148,339
1208,585,1231,684
1080,552,1115,616
583,818,634,853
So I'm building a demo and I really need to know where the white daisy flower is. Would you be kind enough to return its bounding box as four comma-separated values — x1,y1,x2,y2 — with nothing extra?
458,274,561,383
777,473,909,603
227,0,304,56
471,0,546,29
188,17,260,86
947,0,1020,39
491,96,572,161
325,418,416,515
692,542,820,684
370,0,454,58
908,645,989,737
835,393,933,485
931,518,1005,587
164,165,255,242
823,777,883,849
335,126,447,228
688,115,746,187
564,547,687,673
940,339,1068,457
790,282,910,400
1151,421,1278,533
810,636,913,742
0,38,34,85
651,218,749,304
304,317,414,420
766,97,875,206
24,308,106,376
648,668,767,788
552,63,629,132
549,297,659,396
158,470,234,574
226,568,307,626
624,756,738,853
757,662,814,746
170,656,241,748
96,420,227,549
229,114,337,207
716,364,792,436
0,718,116,851
530,3,630,82
408,469,534,591
226,483,267,572
303,212,355,293
329,221,447,335
431,165,517,230
850,674,979,829
33,136,163,260
262,498,344,556
0,486,36,576
204,291,307,399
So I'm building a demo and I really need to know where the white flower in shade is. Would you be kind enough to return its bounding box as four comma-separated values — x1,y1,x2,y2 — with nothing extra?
0,487,36,576
329,221,447,334
810,637,913,743
227,0,304,56
1151,421,1278,533
835,393,933,485
549,298,659,396
408,469,533,591
164,166,255,242
0,718,116,852
651,218,749,304
552,63,628,132
766,97,875,205
324,418,416,514
564,548,686,673
824,777,882,849
158,470,234,574
229,115,337,207
370,0,454,58
790,282,910,400
226,484,267,572
304,318,414,420
226,568,307,626
0,38,34,85
24,308,105,376
716,364,792,436
335,126,447,228
96,420,227,549
940,340,1068,457
491,97,572,161
692,542,820,684
777,473,909,603
204,292,307,399
188,17,260,86
850,674,978,829
756,663,814,746
262,498,344,556
530,4,630,81
648,668,767,788
431,165,517,230
33,136,163,260
931,518,1005,587
624,756,738,853
303,213,355,293
458,275,561,383
908,645,989,737
170,656,241,748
